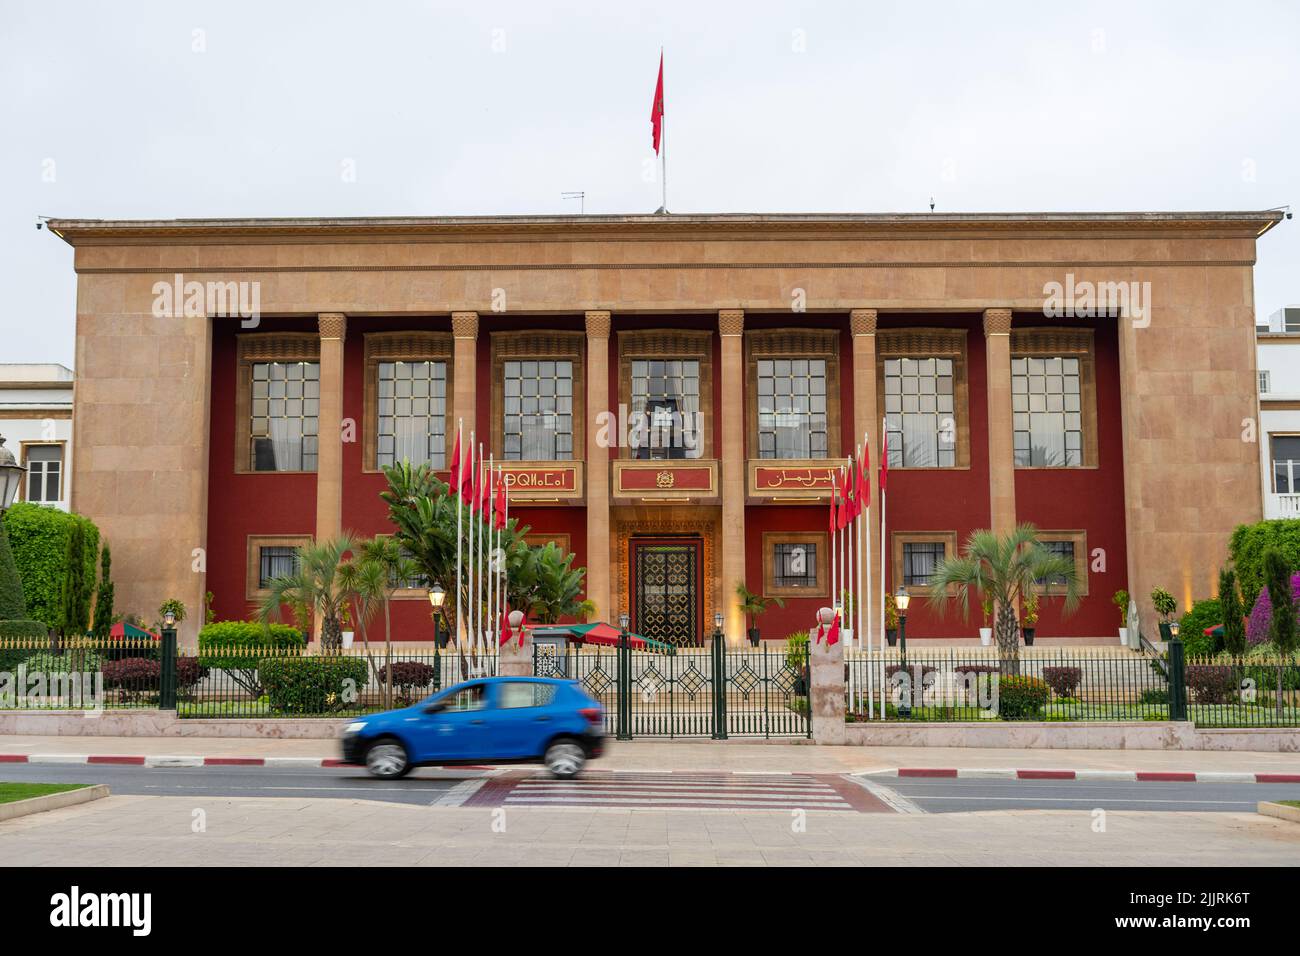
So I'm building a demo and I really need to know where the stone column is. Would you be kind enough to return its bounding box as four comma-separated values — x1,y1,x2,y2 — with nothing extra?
983,308,1016,536
451,311,479,441
584,311,612,621
809,607,846,744
719,309,746,646
850,309,881,647
315,313,346,546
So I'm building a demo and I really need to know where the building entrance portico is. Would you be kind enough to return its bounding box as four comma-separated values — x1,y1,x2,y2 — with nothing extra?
630,536,703,646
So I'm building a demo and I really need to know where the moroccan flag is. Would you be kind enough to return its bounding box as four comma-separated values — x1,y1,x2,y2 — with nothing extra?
494,476,507,530
825,611,841,646
500,606,515,646
829,492,838,536
858,443,870,512
650,52,665,154
879,427,889,492
479,467,491,515
460,445,476,507
840,464,855,521
448,431,462,496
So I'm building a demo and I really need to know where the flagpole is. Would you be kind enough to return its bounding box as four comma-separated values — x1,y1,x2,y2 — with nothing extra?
661,49,667,212
477,443,485,659
879,415,888,720
455,419,463,655
862,434,873,716
487,455,495,656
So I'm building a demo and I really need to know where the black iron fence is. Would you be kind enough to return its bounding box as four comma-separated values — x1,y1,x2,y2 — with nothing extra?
845,647,1300,727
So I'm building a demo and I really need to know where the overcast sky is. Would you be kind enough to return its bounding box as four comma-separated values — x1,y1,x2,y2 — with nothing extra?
2,0,1297,366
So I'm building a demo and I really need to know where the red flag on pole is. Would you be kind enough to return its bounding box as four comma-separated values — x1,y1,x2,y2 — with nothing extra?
460,445,475,507
494,476,507,530
859,442,870,511
500,605,515,646
650,52,665,154
448,431,461,496
829,492,838,535
879,427,889,492
825,610,841,646
478,462,490,515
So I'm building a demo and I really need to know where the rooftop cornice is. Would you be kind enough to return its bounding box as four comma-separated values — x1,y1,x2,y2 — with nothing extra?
45,210,1287,246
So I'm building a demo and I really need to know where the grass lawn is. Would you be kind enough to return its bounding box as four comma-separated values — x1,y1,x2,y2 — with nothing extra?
1280,801,1300,809
0,782,91,804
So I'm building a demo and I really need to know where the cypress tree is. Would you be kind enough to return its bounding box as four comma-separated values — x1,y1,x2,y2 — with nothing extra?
0,514,28,620
59,521,89,639
91,543,114,638
1219,567,1246,656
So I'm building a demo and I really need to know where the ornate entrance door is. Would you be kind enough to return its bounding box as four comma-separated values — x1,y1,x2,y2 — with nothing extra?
631,537,702,647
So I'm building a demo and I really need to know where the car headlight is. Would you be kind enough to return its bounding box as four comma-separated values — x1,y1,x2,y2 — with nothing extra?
344,721,367,733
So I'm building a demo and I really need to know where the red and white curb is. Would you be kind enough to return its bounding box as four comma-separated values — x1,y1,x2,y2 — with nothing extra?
867,768,1300,784
0,754,358,768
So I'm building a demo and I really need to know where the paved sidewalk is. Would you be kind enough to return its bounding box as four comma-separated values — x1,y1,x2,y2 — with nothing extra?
0,794,1296,866
1,735,1298,775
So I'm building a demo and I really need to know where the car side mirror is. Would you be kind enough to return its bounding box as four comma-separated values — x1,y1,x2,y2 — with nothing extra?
423,702,446,714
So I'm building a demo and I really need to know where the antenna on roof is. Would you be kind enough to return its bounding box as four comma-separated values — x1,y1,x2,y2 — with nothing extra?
929,197,936,212
562,191,586,215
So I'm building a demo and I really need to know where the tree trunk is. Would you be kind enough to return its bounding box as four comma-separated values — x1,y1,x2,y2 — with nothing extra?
383,597,392,709
1279,664,1285,723
996,599,1020,675
321,614,342,652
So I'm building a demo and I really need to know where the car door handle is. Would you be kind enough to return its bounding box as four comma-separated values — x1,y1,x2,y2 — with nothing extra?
469,719,485,725
534,715,552,722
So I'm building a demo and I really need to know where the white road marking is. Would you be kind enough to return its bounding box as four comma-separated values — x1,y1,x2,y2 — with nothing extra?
432,778,490,807
847,775,926,814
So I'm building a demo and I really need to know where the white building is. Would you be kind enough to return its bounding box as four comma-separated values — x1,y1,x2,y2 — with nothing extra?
1258,307,1300,518
0,364,74,511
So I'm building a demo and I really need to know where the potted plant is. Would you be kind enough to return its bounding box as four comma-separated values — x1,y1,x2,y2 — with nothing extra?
979,593,994,646
839,588,855,646
1151,587,1177,642
1113,589,1130,645
736,582,784,646
1021,592,1039,646
884,592,899,647
785,631,810,695
339,601,355,649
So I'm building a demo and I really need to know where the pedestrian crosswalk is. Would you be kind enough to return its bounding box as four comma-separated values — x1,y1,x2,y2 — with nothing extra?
491,770,888,812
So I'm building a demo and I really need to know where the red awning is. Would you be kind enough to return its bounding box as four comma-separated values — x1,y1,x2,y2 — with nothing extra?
109,621,160,640
568,622,652,648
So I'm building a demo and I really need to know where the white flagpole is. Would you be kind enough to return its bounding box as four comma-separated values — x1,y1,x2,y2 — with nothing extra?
477,444,485,658
455,419,463,652
468,434,477,662
879,415,888,720
863,433,873,717
487,455,495,655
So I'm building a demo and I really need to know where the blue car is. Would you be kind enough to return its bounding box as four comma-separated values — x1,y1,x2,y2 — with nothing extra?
341,676,605,779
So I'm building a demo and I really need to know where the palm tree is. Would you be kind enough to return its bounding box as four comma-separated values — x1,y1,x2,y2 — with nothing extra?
340,536,423,707
516,542,594,625
259,535,357,651
926,524,1080,672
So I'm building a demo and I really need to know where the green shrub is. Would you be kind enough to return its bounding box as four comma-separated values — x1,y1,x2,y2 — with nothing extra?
1041,666,1082,698
2,504,99,633
1140,688,1169,705
1150,587,1177,622
22,649,103,675
0,620,49,672
1229,520,1300,608
258,655,370,715
784,631,809,671
0,519,27,619
1178,598,1222,658
198,621,305,697
997,675,1050,719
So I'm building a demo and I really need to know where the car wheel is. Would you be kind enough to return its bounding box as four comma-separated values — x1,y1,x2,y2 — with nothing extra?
544,739,585,779
365,739,410,779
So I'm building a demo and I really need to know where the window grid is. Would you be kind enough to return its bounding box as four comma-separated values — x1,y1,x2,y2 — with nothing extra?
773,542,818,589
884,357,955,467
756,358,828,459
250,361,320,472
1012,356,1082,467
1038,540,1076,587
1260,370,1271,394
902,542,946,587
503,360,573,461
376,360,447,468
258,546,300,589
1271,436,1300,493
630,359,702,459
24,445,62,503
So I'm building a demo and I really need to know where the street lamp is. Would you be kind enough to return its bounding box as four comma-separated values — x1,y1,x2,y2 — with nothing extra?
1169,621,1180,641
162,610,177,628
895,586,912,716
619,612,630,631
0,436,25,515
427,583,449,648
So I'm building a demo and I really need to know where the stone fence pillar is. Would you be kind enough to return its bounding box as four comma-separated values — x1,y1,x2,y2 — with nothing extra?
809,606,846,745
499,610,532,677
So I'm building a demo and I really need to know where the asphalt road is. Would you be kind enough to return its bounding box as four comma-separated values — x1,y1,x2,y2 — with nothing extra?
2,763,1297,814
869,775,1300,813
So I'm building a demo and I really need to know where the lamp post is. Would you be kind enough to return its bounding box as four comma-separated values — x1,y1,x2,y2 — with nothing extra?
895,586,911,717
160,609,178,710
617,612,631,740
428,582,447,692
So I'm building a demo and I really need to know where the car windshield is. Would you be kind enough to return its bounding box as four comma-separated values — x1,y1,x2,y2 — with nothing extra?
423,683,487,711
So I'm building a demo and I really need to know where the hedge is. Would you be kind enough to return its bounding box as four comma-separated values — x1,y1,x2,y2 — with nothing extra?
2,503,99,633
375,661,438,705
1178,598,1222,658
1041,666,1083,698
1229,520,1300,607
0,518,27,619
997,675,1050,719
258,656,370,715
0,620,50,672
197,621,306,698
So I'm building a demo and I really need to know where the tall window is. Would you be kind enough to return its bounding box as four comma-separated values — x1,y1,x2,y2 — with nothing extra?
884,358,955,467
902,541,946,587
630,359,702,459
503,360,573,460
1012,356,1082,467
773,542,818,589
756,358,828,459
258,546,300,588
1272,435,1300,493
250,361,320,472
1038,539,1075,587
1260,370,1271,394
23,444,63,503
376,360,447,468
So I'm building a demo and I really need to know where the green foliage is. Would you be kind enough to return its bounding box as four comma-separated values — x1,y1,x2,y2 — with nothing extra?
91,544,114,639
1178,597,1222,657
157,598,187,627
515,542,593,624
258,536,358,650
1229,520,1300,606
0,517,27,620
1264,549,1298,655
884,592,899,630
22,648,103,675
3,503,99,633
1022,592,1039,627
784,631,809,671
736,582,784,629
1150,587,1177,622
1113,590,1130,627
257,655,370,715
0,619,50,671
1218,568,1246,656
198,620,305,697
997,675,1050,719
58,521,90,638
